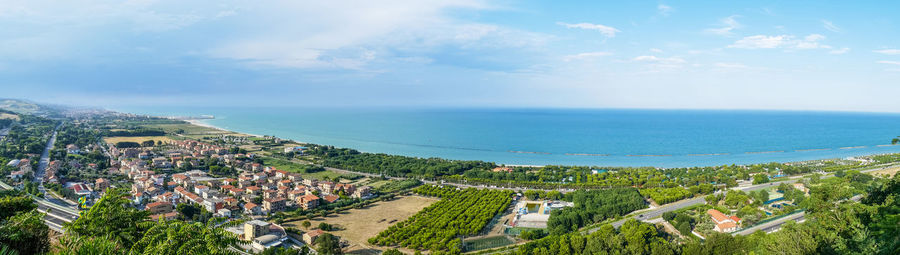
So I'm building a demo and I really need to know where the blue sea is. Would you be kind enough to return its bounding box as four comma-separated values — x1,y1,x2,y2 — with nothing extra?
113,107,900,168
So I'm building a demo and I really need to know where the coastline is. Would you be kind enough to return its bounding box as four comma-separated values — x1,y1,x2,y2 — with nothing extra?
185,119,264,138
173,116,900,170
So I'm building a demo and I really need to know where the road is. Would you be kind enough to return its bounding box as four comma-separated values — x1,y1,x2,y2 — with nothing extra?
733,211,805,236
0,180,78,233
34,123,60,184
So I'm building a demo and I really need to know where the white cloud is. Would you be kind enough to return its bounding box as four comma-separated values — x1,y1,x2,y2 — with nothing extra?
877,60,900,65
874,49,900,55
657,4,673,16
822,20,841,32
557,22,620,37
650,48,663,53
728,34,832,50
563,51,612,61
829,47,850,55
705,16,740,36
728,35,789,49
794,34,831,49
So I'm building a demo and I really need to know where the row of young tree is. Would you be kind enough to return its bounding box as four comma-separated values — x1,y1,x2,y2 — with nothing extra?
546,188,646,235
369,186,512,253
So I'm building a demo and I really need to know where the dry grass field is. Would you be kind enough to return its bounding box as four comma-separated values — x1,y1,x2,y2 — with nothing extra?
870,166,900,177
0,113,19,120
286,195,438,254
103,136,174,145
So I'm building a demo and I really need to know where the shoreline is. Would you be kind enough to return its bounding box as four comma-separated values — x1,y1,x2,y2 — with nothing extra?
166,114,900,169
185,119,265,138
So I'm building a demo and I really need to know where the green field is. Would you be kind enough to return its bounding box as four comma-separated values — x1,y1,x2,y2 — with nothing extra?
265,157,354,180
463,236,516,252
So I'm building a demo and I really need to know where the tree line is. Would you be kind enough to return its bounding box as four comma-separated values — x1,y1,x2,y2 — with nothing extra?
547,188,646,235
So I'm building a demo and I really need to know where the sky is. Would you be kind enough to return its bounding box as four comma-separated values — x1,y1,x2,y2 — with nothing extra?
2,0,900,112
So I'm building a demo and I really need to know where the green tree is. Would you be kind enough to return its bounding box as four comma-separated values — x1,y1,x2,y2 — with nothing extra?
64,189,152,249
0,196,36,219
52,235,120,255
316,233,342,255
129,219,246,255
752,174,770,185
302,220,311,229
0,209,50,255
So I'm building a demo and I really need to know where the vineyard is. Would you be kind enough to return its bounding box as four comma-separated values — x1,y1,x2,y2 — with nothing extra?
369,185,513,252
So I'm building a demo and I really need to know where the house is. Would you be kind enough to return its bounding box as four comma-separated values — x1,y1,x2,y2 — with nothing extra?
95,178,110,192
263,198,286,213
352,186,372,199
244,202,262,215
71,183,92,196
146,202,174,214
194,185,209,195
149,212,178,221
244,186,260,195
318,181,335,194
708,209,741,233
322,194,340,204
298,194,320,210
244,220,271,241
215,208,231,218
334,183,355,195
303,229,324,244
66,144,81,154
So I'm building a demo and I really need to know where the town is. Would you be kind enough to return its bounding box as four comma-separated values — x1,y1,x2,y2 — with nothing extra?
0,100,899,255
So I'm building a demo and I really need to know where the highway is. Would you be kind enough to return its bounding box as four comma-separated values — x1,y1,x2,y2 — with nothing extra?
733,211,805,236
0,180,78,233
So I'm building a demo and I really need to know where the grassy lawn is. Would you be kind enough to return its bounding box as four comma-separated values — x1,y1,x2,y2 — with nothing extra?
142,123,239,136
265,157,353,180
103,136,174,144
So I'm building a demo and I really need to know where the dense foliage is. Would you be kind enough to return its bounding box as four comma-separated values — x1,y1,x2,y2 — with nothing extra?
0,190,48,255
129,220,245,255
370,186,512,252
310,146,495,178
102,128,165,137
547,188,646,234
640,187,694,205
517,220,676,255
515,172,900,255
64,189,153,249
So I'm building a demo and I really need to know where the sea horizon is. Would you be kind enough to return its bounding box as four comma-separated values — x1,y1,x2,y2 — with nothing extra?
109,106,900,168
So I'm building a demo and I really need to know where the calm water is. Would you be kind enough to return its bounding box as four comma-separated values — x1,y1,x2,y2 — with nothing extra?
113,107,900,167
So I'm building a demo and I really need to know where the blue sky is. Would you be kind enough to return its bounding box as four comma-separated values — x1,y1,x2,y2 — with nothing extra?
2,0,900,112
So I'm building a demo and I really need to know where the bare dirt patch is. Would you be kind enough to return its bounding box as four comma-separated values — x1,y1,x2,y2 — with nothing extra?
870,166,900,177
285,195,438,254
0,113,19,120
